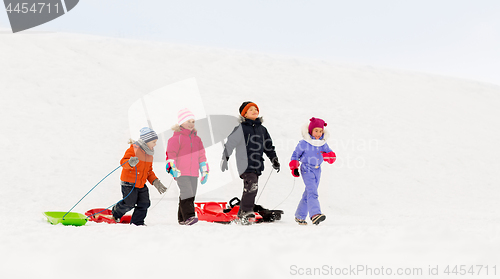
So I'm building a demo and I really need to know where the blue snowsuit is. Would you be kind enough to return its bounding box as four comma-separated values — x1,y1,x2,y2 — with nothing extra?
291,133,333,220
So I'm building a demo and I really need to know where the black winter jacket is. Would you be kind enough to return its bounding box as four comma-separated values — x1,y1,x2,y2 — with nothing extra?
223,117,277,176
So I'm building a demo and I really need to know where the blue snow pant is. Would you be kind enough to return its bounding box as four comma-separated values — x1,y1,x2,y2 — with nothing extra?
295,166,322,220
112,181,151,226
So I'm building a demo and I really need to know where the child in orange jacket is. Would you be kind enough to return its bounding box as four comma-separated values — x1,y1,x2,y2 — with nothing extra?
112,127,167,226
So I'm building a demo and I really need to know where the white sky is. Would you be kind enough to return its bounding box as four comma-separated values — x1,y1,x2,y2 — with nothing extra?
2,0,500,86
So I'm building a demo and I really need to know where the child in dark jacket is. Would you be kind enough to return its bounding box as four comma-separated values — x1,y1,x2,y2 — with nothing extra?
289,117,336,225
221,101,280,225
112,127,167,226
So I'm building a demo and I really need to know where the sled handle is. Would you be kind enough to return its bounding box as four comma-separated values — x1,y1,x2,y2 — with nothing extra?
229,197,240,208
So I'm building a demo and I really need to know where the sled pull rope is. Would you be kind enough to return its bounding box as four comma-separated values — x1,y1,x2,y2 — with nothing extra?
150,178,174,210
85,166,138,221
273,177,295,210
256,169,274,204
63,160,131,220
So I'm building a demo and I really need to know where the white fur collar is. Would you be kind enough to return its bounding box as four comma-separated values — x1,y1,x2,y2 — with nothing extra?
301,123,329,147
171,124,197,133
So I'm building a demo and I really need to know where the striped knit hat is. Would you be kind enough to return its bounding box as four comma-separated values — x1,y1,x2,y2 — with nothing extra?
139,127,158,143
177,108,195,125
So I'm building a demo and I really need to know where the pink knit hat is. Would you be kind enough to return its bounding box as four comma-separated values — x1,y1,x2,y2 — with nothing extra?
177,108,195,125
308,117,327,135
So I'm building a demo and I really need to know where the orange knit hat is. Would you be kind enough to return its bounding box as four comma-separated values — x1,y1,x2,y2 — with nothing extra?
239,101,259,117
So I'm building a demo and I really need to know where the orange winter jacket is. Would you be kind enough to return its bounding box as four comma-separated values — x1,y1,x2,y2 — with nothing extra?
120,143,158,188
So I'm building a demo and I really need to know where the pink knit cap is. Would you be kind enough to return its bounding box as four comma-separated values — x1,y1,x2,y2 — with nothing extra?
308,117,327,135
177,108,195,125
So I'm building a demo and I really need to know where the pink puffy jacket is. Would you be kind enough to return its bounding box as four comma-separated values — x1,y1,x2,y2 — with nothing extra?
166,127,207,177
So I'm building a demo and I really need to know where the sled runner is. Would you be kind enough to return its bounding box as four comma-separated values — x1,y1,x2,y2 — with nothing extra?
195,197,283,224
85,208,131,224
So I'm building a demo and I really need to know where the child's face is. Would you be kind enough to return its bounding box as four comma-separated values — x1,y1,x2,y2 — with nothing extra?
146,139,158,150
181,119,195,130
311,128,323,139
244,106,259,120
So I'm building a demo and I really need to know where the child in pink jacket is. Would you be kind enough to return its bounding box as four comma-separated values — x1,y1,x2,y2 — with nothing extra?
166,108,209,225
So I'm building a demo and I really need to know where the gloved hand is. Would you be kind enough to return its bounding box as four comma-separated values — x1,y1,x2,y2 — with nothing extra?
153,179,167,194
220,156,229,172
128,157,139,168
289,160,300,177
271,157,280,173
166,159,181,178
199,162,209,185
322,151,336,164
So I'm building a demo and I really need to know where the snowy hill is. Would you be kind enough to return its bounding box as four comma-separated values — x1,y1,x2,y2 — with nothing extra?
1,30,500,278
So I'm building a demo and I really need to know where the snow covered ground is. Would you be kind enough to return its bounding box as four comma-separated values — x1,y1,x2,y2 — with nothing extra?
1,29,500,278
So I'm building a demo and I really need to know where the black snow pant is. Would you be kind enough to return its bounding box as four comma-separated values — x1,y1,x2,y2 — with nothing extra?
176,176,198,223
112,182,150,226
239,172,259,214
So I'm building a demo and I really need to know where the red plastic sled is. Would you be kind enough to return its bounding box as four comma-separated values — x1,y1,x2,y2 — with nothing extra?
195,202,262,224
85,208,131,224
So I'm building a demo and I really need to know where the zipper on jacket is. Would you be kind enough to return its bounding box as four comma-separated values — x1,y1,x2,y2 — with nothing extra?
189,133,193,175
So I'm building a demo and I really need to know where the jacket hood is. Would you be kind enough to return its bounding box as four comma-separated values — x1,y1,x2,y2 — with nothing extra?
301,123,329,147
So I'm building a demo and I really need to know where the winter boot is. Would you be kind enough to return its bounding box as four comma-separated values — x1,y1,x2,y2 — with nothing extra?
238,211,255,226
111,205,121,223
178,198,185,225
179,197,196,224
184,216,198,226
311,214,326,225
295,217,307,225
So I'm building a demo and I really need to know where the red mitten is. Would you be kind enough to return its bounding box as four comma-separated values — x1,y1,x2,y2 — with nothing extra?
289,160,300,177
322,151,336,164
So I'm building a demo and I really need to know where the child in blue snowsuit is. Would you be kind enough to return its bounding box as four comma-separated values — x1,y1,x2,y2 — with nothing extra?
289,117,336,225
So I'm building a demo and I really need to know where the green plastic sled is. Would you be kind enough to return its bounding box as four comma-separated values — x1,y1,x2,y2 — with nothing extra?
43,211,88,226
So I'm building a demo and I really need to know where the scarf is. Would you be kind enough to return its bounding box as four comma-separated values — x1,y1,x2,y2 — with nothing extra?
136,139,155,156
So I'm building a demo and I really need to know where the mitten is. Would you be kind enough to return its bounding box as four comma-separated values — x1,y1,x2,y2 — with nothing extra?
166,159,181,178
289,160,300,177
322,151,336,164
128,157,139,168
271,157,280,173
153,179,167,194
199,162,209,185
220,156,229,172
